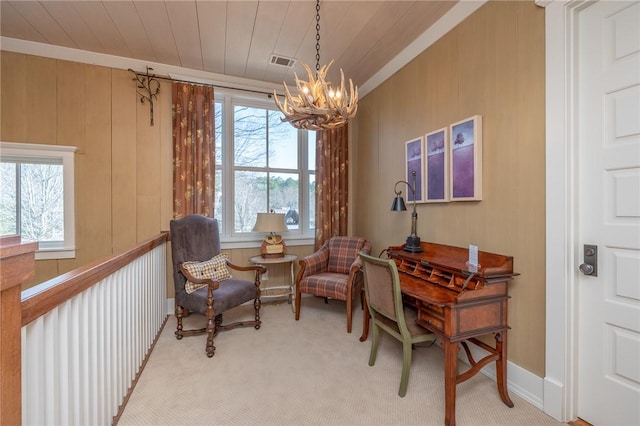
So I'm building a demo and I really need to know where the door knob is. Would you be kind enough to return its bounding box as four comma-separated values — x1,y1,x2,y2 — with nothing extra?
579,263,594,275
579,244,598,277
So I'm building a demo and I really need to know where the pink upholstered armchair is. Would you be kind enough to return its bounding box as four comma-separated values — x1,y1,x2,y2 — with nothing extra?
295,236,372,333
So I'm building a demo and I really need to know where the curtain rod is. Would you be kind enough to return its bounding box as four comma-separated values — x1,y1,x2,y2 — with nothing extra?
128,67,276,98
128,66,279,126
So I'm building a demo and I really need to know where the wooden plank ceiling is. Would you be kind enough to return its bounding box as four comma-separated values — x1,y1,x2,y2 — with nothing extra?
0,1,457,87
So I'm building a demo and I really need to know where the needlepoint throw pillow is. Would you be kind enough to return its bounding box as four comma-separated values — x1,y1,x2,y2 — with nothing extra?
182,253,230,294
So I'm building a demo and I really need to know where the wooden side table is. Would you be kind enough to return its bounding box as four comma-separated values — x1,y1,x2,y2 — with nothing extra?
249,254,298,313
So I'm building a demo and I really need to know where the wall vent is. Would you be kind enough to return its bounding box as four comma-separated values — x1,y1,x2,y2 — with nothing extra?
269,54,296,68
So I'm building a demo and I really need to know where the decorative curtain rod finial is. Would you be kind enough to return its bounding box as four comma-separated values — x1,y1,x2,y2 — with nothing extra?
129,66,160,126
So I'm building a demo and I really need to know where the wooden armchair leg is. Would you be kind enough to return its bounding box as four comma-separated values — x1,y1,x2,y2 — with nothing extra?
254,298,262,330
175,305,184,340
206,313,219,358
295,288,302,320
206,333,216,357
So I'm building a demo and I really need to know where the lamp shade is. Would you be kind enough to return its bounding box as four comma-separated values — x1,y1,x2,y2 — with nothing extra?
390,195,407,211
253,212,287,233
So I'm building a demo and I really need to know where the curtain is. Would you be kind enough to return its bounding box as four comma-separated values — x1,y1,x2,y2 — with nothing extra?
172,83,215,218
314,124,349,250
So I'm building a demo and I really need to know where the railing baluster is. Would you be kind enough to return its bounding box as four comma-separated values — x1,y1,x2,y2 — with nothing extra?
58,303,71,426
43,310,58,423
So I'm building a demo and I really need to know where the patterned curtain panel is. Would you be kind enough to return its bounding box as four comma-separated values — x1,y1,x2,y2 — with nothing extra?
172,83,215,219
314,124,349,250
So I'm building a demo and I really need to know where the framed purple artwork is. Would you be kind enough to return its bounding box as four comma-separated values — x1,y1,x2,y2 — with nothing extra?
424,127,449,202
449,115,482,201
404,137,424,202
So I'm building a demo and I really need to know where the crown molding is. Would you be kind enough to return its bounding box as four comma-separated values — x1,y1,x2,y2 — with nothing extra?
0,37,281,95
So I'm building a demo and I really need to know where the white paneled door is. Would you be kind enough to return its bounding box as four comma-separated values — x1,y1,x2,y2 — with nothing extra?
577,2,640,425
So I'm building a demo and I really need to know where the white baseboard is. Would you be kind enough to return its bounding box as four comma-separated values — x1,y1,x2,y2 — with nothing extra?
167,298,174,315
543,376,566,421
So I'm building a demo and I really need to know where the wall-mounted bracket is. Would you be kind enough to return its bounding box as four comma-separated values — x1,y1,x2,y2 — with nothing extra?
128,66,160,126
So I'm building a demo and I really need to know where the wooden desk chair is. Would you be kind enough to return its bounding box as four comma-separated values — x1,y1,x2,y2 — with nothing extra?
359,252,436,397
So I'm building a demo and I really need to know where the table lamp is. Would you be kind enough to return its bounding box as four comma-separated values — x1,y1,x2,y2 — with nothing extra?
391,170,422,253
253,211,288,258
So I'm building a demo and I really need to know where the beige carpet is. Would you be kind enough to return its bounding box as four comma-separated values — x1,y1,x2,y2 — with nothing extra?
118,296,561,426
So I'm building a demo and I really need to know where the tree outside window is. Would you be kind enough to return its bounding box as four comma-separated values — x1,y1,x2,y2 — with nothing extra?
0,142,76,259
0,161,64,242
214,93,314,241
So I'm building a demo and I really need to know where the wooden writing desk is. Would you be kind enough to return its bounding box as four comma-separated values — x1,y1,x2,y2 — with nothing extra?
360,242,517,426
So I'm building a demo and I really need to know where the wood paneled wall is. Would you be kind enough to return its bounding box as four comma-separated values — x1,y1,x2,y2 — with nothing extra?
0,51,310,295
0,52,175,287
352,1,546,375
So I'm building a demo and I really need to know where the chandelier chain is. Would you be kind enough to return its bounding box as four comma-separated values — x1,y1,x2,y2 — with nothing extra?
315,0,321,71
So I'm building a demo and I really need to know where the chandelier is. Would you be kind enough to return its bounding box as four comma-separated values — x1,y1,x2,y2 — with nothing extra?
273,0,358,131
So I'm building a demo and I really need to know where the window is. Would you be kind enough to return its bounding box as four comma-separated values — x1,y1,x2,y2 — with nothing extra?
0,142,77,259
214,91,315,245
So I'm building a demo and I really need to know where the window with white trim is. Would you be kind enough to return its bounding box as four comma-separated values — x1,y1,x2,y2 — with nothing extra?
0,142,77,259
213,90,315,245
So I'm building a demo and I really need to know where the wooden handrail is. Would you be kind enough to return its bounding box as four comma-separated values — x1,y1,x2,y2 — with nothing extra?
21,232,170,326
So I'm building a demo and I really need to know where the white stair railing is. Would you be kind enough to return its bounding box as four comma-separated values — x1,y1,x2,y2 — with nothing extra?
20,234,168,426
